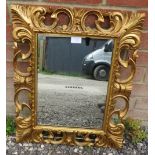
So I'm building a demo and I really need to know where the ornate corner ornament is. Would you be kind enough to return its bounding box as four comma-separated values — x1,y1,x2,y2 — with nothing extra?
11,4,145,148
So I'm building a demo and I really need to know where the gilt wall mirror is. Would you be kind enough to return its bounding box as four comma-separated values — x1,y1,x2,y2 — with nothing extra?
11,4,145,148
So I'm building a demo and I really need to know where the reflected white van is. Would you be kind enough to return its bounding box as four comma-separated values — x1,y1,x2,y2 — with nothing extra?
82,39,114,81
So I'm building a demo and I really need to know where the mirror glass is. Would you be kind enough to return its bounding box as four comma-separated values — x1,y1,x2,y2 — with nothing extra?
37,34,114,129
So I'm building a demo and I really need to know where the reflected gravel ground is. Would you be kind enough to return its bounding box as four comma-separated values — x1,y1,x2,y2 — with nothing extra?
37,74,107,129
37,91,105,128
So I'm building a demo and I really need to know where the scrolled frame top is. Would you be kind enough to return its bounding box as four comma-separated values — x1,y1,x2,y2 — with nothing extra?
11,4,145,148
11,5,145,36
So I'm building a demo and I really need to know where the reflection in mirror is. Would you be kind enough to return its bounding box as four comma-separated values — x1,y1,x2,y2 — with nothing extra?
37,34,114,129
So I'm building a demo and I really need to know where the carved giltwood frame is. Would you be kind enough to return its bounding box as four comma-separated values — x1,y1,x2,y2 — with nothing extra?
11,4,145,148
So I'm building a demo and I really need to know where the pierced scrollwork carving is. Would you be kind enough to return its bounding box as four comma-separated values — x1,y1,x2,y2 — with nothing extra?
11,4,145,148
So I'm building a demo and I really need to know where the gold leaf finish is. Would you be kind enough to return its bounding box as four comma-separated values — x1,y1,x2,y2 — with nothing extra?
11,4,145,148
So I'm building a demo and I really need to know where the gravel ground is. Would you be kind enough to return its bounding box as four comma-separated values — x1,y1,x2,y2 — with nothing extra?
6,135,148,155
37,74,108,129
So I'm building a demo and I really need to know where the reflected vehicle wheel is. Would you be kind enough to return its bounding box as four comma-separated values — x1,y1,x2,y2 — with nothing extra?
93,65,109,81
